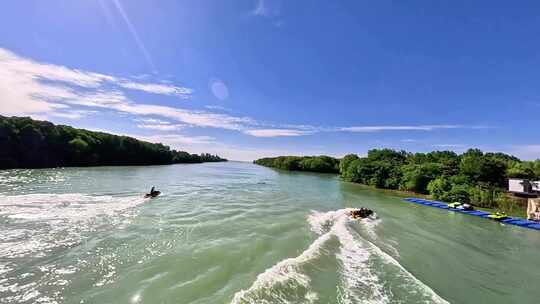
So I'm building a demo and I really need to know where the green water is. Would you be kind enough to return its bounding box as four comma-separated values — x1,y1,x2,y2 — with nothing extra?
1,162,539,304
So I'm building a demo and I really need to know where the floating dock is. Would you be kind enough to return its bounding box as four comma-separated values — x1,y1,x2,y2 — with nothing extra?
403,198,540,231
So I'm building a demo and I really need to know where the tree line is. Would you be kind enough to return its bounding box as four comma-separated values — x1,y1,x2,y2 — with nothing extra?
254,156,339,173
0,116,226,169
255,149,540,212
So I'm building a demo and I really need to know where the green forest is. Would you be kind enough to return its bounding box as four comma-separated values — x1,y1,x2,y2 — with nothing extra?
0,116,226,169
254,155,340,173
255,149,540,213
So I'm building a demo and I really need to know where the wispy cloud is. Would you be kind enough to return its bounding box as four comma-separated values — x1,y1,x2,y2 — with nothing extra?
119,81,192,98
51,110,98,120
137,123,186,131
133,118,172,125
0,48,491,139
243,129,314,137
205,105,232,112
0,48,246,130
339,125,464,132
0,47,191,116
123,133,215,145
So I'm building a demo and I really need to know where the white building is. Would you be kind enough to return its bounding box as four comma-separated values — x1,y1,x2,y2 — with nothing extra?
508,178,540,195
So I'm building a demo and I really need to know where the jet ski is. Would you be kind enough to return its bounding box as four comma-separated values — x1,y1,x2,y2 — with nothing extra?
145,186,161,198
488,212,509,221
350,208,374,219
456,203,474,211
448,202,462,209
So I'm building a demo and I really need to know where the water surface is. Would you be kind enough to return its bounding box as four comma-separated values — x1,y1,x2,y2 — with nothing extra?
1,162,539,303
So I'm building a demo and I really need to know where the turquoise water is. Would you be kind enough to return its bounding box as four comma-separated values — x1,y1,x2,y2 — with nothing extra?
1,162,539,303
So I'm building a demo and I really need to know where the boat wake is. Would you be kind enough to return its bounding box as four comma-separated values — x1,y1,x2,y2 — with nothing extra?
0,193,147,304
231,208,448,304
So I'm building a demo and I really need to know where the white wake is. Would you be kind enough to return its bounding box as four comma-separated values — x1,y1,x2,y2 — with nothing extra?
231,208,449,304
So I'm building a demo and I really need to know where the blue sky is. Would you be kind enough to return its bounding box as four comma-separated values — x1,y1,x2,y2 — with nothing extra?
1,0,540,161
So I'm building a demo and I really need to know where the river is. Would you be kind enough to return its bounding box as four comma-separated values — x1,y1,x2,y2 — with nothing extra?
1,161,539,303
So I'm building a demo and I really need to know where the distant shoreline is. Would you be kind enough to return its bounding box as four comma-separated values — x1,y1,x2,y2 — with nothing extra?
0,161,230,171
0,116,227,169
254,152,533,217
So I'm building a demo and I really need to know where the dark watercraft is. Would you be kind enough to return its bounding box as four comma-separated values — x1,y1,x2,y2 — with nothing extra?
145,186,161,198
350,208,374,219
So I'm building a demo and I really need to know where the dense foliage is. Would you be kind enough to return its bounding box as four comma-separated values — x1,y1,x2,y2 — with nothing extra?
254,156,339,173
0,116,226,169
256,148,540,213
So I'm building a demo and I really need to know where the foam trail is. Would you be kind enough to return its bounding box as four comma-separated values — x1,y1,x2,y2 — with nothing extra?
230,231,332,304
231,208,449,304
0,193,147,221
333,215,390,303
363,238,449,304
0,193,147,304
0,193,147,258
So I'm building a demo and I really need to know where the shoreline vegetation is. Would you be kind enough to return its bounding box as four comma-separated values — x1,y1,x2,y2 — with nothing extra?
255,150,540,216
0,116,226,169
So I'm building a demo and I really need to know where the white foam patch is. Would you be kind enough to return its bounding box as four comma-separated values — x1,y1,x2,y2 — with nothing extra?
0,193,147,304
0,193,146,259
364,239,449,304
230,231,332,304
0,193,147,221
332,215,390,303
231,208,449,304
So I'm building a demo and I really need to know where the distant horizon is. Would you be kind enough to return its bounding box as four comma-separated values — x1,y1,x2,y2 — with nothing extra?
6,114,537,163
2,1,540,161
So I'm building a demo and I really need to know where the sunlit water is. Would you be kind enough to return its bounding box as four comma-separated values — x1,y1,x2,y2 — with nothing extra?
1,162,539,304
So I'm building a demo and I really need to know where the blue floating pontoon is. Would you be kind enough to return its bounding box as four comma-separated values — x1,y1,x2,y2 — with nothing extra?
403,197,540,231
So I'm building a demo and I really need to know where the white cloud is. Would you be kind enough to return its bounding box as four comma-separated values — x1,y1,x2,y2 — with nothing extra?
133,118,172,125
114,103,254,130
0,47,252,131
205,105,232,112
51,110,98,120
242,129,313,137
119,81,192,98
340,125,463,132
137,124,185,131
0,47,192,119
0,47,490,140
83,128,216,147
135,134,215,145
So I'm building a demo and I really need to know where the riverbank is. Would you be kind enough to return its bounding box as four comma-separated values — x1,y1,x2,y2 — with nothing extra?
344,182,527,217
254,150,532,218
0,116,226,169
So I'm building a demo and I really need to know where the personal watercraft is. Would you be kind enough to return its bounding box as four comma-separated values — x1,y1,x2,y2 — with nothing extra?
488,212,508,221
145,186,161,198
350,208,374,219
456,203,474,211
448,202,462,209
